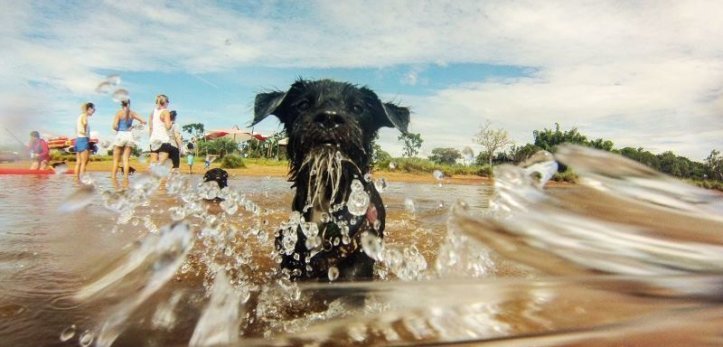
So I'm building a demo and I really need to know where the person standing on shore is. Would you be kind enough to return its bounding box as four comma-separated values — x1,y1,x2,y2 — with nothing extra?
168,110,184,173
74,102,95,181
186,142,195,174
111,99,146,179
27,131,50,170
148,95,173,166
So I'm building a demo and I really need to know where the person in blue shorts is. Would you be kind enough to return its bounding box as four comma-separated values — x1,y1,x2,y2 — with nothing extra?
74,102,95,181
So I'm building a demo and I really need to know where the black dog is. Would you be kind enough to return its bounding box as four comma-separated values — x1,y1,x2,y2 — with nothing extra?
253,79,410,281
203,168,229,190
115,166,137,176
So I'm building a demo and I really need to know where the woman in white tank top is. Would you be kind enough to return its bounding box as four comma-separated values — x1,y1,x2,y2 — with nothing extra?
148,94,173,165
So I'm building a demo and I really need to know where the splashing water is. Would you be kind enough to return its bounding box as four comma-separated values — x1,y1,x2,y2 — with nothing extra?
432,169,444,181
38,144,723,346
346,179,370,216
112,89,130,103
53,163,68,176
95,81,112,94
78,330,94,347
107,75,121,86
58,183,95,212
403,197,416,214
59,324,76,342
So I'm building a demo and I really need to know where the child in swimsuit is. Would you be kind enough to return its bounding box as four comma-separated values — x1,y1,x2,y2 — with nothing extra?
28,131,50,170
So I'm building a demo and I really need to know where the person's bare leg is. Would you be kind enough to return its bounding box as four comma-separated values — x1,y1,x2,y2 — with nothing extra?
39,160,48,170
149,152,158,166
122,146,132,178
78,150,89,179
111,146,121,179
74,152,81,180
29,161,39,170
158,152,169,166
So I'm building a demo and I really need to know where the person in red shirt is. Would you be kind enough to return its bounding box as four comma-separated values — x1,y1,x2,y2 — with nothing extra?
28,131,50,170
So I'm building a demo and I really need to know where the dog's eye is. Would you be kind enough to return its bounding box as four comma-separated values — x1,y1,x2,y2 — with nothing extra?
351,104,364,114
295,100,311,111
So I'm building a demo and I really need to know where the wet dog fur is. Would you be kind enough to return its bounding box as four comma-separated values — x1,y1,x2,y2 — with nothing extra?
253,79,410,281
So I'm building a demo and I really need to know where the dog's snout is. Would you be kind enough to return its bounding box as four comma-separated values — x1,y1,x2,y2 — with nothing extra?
314,111,344,128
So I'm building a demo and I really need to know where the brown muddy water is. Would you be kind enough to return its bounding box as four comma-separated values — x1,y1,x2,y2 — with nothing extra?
0,145,722,347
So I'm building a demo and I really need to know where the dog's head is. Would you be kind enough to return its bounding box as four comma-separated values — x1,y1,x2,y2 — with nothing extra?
203,168,229,190
253,79,409,176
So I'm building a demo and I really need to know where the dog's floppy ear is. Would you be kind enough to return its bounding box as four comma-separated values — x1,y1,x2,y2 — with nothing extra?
381,102,410,133
252,91,287,126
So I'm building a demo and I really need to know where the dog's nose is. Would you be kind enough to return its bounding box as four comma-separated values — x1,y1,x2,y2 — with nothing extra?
314,111,344,128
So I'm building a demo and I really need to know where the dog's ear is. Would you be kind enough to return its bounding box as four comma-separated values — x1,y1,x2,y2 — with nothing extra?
252,91,287,126
381,102,410,133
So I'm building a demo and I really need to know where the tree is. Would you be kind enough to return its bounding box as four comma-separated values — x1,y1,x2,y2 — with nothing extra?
200,138,238,158
474,120,512,167
461,146,475,165
532,123,588,152
705,149,722,180
429,147,462,165
182,123,205,156
398,132,423,158
182,123,205,139
507,143,543,164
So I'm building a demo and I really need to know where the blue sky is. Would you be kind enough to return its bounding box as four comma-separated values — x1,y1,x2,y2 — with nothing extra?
1,1,721,160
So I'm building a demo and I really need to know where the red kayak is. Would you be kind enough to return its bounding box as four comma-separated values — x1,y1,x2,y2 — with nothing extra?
0,168,74,175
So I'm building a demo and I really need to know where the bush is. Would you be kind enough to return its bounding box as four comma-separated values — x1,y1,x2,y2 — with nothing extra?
374,157,492,177
552,169,578,183
221,154,245,169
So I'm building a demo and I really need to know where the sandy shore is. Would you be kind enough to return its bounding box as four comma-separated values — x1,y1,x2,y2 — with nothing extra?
1,159,578,188
1,159,495,185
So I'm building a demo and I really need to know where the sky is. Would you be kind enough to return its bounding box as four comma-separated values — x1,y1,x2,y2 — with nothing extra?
1,1,721,161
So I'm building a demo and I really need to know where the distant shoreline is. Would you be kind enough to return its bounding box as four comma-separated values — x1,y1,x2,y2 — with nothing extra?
0,159,503,186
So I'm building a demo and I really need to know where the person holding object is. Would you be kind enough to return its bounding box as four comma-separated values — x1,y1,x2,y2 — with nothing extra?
74,102,95,181
148,94,173,166
111,99,147,179
28,131,50,170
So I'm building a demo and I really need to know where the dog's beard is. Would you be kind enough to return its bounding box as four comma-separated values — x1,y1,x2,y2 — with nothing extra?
299,146,361,212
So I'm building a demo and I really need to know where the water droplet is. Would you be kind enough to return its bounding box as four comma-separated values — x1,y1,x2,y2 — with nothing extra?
80,173,94,185
361,232,384,261
374,178,387,193
59,324,76,342
520,150,558,188
305,236,321,250
363,172,372,182
169,207,186,221
107,74,121,86
347,181,370,216
95,81,112,94
53,163,68,176
328,266,339,281
433,170,444,180
404,198,415,214
78,330,94,347
350,179,364,192
220,199,238,214
112,88,130,102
